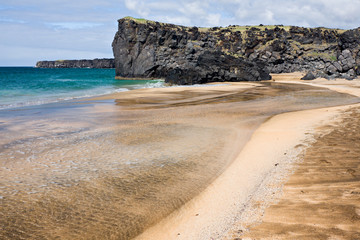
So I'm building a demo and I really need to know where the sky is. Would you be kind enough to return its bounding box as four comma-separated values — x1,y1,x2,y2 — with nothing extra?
1,0,360,66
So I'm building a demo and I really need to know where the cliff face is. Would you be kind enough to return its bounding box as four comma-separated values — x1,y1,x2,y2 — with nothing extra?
112,17,360,83
36,58,115,68
112,18,271,84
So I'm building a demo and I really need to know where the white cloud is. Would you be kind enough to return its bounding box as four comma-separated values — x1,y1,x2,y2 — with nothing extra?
179,1,207,16
226,0,360,28
206,13,221,26
0,18,26,24
124,0,137,11
124,0,150,17
262,10,274,23
47,22,103,30
147,2,179,11
1,0,360,65
156,15,192,26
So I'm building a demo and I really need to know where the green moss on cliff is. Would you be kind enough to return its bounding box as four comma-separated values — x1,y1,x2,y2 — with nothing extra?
121,17,346,36
306,51,337,61
123,16,156,24
230,25,291,33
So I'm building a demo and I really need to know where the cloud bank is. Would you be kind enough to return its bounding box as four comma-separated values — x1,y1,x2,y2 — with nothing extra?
1,0,359,65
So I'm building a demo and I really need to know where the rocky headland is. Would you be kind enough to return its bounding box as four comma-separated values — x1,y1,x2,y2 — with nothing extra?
112,17,360,84
36,58,115,68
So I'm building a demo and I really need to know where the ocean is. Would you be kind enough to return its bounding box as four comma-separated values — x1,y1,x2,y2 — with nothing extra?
0,67,164,109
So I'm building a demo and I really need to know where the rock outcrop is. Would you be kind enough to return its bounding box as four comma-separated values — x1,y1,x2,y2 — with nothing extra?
36,58,115,68
112,17,360,84
112,17,271,84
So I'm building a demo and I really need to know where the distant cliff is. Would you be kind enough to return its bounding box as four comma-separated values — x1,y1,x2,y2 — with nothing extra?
112,17,360,84
36,58,115,68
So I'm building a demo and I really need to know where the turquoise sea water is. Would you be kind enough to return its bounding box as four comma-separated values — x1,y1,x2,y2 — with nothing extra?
0,67,164,109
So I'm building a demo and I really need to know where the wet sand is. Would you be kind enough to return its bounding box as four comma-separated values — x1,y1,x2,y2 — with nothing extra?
232,74,360,239
0,78,359,239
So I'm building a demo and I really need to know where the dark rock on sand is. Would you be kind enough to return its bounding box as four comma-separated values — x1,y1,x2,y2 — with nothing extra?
301,72,316,80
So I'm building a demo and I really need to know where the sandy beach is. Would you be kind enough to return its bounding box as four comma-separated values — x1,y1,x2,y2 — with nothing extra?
1,74,360,239
236,75,360,240
134,76,360,240
239,103,360,240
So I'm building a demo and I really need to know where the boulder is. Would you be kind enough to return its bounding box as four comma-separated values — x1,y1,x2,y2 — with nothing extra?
333,62,343,72
327,65,338,75
342,49,352,59
301,72,316,80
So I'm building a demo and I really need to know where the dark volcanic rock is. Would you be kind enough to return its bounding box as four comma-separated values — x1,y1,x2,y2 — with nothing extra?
36,59,115,68
112,18,271,84
339,28,360,50
112,18,360,83
166,51,270,85
301,72,316,80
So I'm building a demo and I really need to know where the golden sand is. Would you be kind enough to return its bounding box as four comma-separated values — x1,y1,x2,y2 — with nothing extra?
239,106,360,240
231,74,360,240
0,76,360,239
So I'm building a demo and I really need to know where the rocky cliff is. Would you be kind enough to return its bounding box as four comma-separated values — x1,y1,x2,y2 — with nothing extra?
112,17,360,84
112,17,271,84
36,58,115,68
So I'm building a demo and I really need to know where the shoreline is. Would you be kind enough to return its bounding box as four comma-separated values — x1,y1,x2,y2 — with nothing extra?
1,73,360,239
115,76,165,80
0,77,233,111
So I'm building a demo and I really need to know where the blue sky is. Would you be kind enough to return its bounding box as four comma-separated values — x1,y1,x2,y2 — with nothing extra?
1,0,359,66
